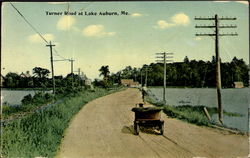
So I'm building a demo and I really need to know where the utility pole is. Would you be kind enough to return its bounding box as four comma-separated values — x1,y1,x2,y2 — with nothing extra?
78,68,81,86
144,66,153,87
69,58,75,87
156,52,173,104
140,70,143,87
145,67,148,87
195,14,237,124
46,41,56,95
74,68,81,87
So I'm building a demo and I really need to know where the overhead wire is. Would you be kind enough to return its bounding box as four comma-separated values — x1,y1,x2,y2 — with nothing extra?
10,2,49,44
10,2,67,60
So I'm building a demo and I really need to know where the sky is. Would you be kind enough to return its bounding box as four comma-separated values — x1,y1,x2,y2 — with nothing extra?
1,1,249,80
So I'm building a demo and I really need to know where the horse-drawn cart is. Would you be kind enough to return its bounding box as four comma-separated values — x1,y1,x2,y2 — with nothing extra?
132,106,164,135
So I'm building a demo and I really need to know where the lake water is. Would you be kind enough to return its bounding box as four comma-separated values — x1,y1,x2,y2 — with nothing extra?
149,87,249,132
1,89,49,106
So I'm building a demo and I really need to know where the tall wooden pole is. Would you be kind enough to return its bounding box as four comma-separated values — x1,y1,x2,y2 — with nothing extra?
78,68,81,86
46,41,56,95
69,58,74,88
163,52,166,104
156,52,173,105
145,67,148,87
195,14,237,124
215,14,223,124
140,70,143,87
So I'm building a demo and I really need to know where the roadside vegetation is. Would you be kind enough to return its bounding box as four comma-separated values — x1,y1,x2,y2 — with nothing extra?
2,64,125,157
2,87,123,158
146,95,243,127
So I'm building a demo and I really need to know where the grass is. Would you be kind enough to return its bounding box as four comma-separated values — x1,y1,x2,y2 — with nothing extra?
147,96,243,127
2,87,123,158
2,92,54,118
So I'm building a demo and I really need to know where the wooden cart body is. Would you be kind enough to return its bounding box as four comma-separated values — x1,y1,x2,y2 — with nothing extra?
132,107,164,135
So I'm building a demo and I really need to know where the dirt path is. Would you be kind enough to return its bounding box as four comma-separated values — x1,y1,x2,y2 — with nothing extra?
56,88,248,158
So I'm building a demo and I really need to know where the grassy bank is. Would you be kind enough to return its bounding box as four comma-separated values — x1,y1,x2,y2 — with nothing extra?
146,97,243,127
2,87,123,158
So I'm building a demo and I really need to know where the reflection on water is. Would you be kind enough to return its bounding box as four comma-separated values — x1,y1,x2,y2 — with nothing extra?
149,87,249,132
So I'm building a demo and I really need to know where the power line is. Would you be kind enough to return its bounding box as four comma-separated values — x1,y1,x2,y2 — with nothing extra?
10,2,49,44
10,2,68,61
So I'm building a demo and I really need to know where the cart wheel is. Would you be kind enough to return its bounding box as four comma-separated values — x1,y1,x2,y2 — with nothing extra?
134,123,139,135
160,123,164,135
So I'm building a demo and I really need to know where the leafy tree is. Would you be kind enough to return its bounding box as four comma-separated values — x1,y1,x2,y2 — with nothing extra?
4,72,20,88
184,56,189,63
99,65,110,79
32,67,50,78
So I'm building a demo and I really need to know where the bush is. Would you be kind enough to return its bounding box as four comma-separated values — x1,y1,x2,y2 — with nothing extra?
21,94,33,105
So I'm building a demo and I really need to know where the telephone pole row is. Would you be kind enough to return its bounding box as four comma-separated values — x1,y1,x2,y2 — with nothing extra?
195,14,237,124
156,52,173,104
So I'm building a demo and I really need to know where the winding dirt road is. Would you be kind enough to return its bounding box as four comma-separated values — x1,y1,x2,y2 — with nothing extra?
56,88,248,158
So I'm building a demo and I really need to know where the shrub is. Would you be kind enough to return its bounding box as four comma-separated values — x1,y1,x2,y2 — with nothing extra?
21,94,33,105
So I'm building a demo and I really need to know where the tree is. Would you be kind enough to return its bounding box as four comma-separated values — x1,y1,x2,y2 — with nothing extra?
32,67,50,78
184,56,189,63
99,65,110,79
32,67,50,88
4,72,20,88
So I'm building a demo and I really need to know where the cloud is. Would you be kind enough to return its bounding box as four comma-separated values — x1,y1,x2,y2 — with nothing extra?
194,37,202,41
131,13,142,17
57,16,76,30
155,20,175,29
155,13,190,29
28,34,54,43
171,13,190,26
82,25,116,37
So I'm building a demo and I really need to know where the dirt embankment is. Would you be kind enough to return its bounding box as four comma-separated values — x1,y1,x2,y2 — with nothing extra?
56,88,248,158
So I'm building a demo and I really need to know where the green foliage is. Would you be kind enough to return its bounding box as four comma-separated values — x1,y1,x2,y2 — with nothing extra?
2,88,120,158
33,67,50,78
21,94,33,104
109,56,249,87
99,65,110,78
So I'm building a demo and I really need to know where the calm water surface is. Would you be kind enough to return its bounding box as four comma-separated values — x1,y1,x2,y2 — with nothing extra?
1,89,50,105
149,87,249,132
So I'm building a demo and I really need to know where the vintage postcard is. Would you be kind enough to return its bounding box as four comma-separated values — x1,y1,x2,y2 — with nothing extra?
1,1,249,158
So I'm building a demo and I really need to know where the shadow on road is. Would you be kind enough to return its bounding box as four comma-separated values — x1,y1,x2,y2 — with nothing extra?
121,125,134,134
121,125,162,135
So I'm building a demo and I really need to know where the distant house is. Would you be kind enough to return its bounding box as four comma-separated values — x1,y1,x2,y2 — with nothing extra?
121,79,133,86
20,71,33,87
233,82,244,88
130,81,140,88
20,71,31,78
121,79,140,87
85,79,92,86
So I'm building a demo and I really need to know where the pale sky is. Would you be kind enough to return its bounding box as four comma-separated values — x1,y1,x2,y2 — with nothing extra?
2,1,249,79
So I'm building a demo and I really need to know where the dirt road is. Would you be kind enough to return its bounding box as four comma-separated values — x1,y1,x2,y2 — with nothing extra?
57,88,248,158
